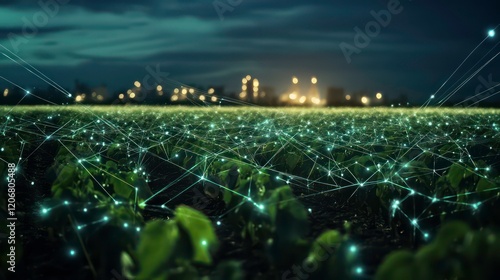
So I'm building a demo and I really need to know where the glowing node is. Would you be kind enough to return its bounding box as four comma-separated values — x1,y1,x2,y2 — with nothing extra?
69,249,76,256
423,232,429,240
124,223,129,228
355,267,363,275
216,221,221,226
311,77,318,84
201,240,207,246
412,219,418,226
376,92,383,99
136,227,141,232
488,29,495,38
349,245,357,253
392,200,400,209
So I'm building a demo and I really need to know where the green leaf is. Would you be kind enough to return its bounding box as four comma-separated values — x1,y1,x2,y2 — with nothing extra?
376,250,419,280
175,206,219,265
447,163,473,189
476,178,497,194
435,221,470,247
51,164,77,197
285,152,301,171
111,173,135,199
308,230,343,262
137,220,179,279
267,186,309,240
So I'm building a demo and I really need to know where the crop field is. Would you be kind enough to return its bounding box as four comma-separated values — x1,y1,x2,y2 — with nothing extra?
1,106,500,279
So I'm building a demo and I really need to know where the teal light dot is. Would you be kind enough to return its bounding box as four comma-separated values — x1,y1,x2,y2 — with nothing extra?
349,245,357,253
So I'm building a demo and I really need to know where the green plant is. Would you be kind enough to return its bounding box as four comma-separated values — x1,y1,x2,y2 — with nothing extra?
376,221,500,280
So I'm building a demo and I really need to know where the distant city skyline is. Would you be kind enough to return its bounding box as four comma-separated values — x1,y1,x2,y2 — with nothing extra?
1,1,499,104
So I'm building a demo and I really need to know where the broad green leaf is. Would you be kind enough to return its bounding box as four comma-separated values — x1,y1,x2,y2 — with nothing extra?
137,220,179,279
376,250,418,280
175,206,219,265
447,163,473,189
308,230,343,262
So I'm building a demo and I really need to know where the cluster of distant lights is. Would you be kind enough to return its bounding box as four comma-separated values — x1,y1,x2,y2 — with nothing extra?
4,75,384,108
64,75,384,106
282,76,325,105
71,81,220,103
239,74,264,99
355,92,383,105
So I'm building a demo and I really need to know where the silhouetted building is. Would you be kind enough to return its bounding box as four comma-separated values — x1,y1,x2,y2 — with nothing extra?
326,87,345,106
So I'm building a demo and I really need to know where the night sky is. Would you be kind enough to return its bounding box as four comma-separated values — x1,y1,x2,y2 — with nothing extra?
0,0,499,102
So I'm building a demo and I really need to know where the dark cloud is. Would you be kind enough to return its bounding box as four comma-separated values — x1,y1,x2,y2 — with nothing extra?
0,0,499,102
